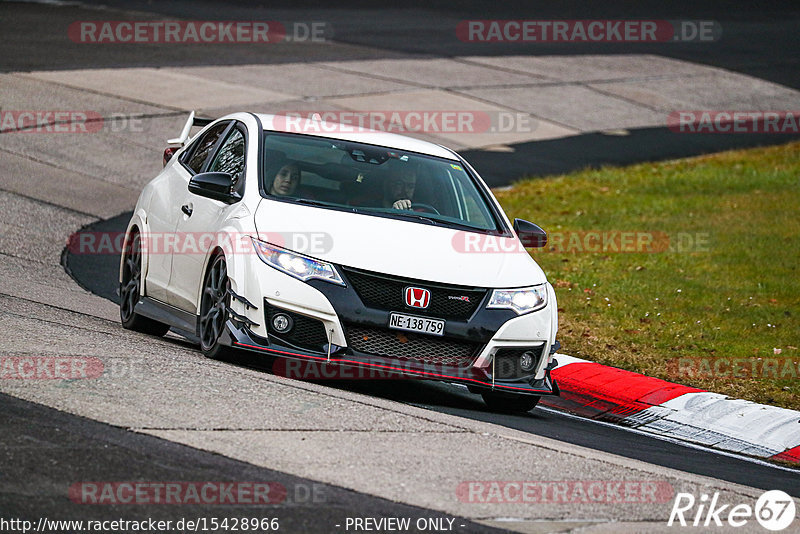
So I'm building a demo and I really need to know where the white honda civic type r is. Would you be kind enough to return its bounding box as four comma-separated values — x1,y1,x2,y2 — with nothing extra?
120,111,560,412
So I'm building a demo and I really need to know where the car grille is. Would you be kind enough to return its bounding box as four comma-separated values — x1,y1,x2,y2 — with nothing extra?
341,267,487,320
492,347,544,379
265,304,329,351
344,324,481,367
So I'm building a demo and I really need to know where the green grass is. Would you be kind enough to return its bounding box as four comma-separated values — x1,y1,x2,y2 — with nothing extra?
494,141,800,410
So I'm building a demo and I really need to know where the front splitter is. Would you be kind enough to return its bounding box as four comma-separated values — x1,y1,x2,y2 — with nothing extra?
221,321,559,397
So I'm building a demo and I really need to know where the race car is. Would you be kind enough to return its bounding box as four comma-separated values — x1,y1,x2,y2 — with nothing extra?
119,111,560,412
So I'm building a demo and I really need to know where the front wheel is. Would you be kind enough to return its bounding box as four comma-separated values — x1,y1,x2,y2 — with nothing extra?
120,231,170,336
481,391,540,413
199,254,233,360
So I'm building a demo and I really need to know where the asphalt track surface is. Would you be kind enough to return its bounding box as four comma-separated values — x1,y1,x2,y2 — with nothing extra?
6,0,800,90
3,1,800,185
0,392,504,533
3,0,800,530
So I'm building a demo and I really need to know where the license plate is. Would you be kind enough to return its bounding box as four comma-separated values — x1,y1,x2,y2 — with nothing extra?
388,313,445,336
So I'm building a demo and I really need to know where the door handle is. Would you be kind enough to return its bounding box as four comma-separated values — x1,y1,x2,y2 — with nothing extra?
181,204,193,217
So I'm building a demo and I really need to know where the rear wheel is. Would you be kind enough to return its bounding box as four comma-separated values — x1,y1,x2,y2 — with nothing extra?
481,391,540,413
199,254,233,360
120,231,170,336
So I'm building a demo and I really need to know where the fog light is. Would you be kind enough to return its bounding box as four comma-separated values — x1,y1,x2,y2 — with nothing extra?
272,313,293,333
520,351,536,372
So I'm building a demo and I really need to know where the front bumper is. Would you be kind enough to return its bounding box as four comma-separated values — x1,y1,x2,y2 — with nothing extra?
221,319,559,396
226,260,560,396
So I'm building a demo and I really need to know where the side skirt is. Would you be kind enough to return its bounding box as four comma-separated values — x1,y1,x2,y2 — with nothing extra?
134,296,198,338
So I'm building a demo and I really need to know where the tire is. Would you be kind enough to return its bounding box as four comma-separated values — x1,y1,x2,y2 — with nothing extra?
481,391,540,413
199,253,234,360
120,231,170,336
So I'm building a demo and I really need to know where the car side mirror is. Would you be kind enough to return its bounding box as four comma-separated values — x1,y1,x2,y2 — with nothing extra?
188,172,241,204
513,218,547,248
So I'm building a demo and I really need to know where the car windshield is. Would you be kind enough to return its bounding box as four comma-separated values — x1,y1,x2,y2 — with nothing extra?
261,132,502,232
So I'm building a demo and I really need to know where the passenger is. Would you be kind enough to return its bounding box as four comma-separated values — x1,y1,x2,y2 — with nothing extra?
269,162,301,196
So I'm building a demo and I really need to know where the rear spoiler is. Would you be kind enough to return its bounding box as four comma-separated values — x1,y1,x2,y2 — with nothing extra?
167,111,215,146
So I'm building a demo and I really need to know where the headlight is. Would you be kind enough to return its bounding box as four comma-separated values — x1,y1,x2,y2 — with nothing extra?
251,238,344,286
487,284,547,314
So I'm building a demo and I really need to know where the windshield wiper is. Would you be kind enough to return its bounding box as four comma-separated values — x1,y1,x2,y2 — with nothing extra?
286,200,493,231
385,212,439,226
290,198,335,207
436,219,492,232
391,212,500,233
288,198,362,214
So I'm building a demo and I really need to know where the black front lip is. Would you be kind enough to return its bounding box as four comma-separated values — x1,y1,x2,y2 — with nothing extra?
221,320,558,396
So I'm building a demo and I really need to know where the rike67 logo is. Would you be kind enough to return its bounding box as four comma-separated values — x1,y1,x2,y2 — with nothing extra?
668,490,796,531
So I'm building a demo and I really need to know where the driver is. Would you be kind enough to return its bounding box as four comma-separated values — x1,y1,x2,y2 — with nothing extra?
383,167,416,210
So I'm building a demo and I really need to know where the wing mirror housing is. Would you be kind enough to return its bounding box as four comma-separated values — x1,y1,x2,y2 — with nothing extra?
188,172,241,204
513,218,547,248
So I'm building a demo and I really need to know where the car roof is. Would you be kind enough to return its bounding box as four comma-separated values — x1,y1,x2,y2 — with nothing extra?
252,113,458,160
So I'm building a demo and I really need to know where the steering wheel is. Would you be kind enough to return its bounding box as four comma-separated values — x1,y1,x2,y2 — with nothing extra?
411,202,440,215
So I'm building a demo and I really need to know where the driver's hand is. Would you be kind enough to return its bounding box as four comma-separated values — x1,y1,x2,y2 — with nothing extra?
392,199,412,210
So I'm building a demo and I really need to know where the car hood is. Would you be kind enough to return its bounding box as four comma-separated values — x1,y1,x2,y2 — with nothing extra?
254,200,547,288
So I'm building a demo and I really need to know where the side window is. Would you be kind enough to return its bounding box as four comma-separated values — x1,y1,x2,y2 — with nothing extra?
183,122,229,174
208,128,246,185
